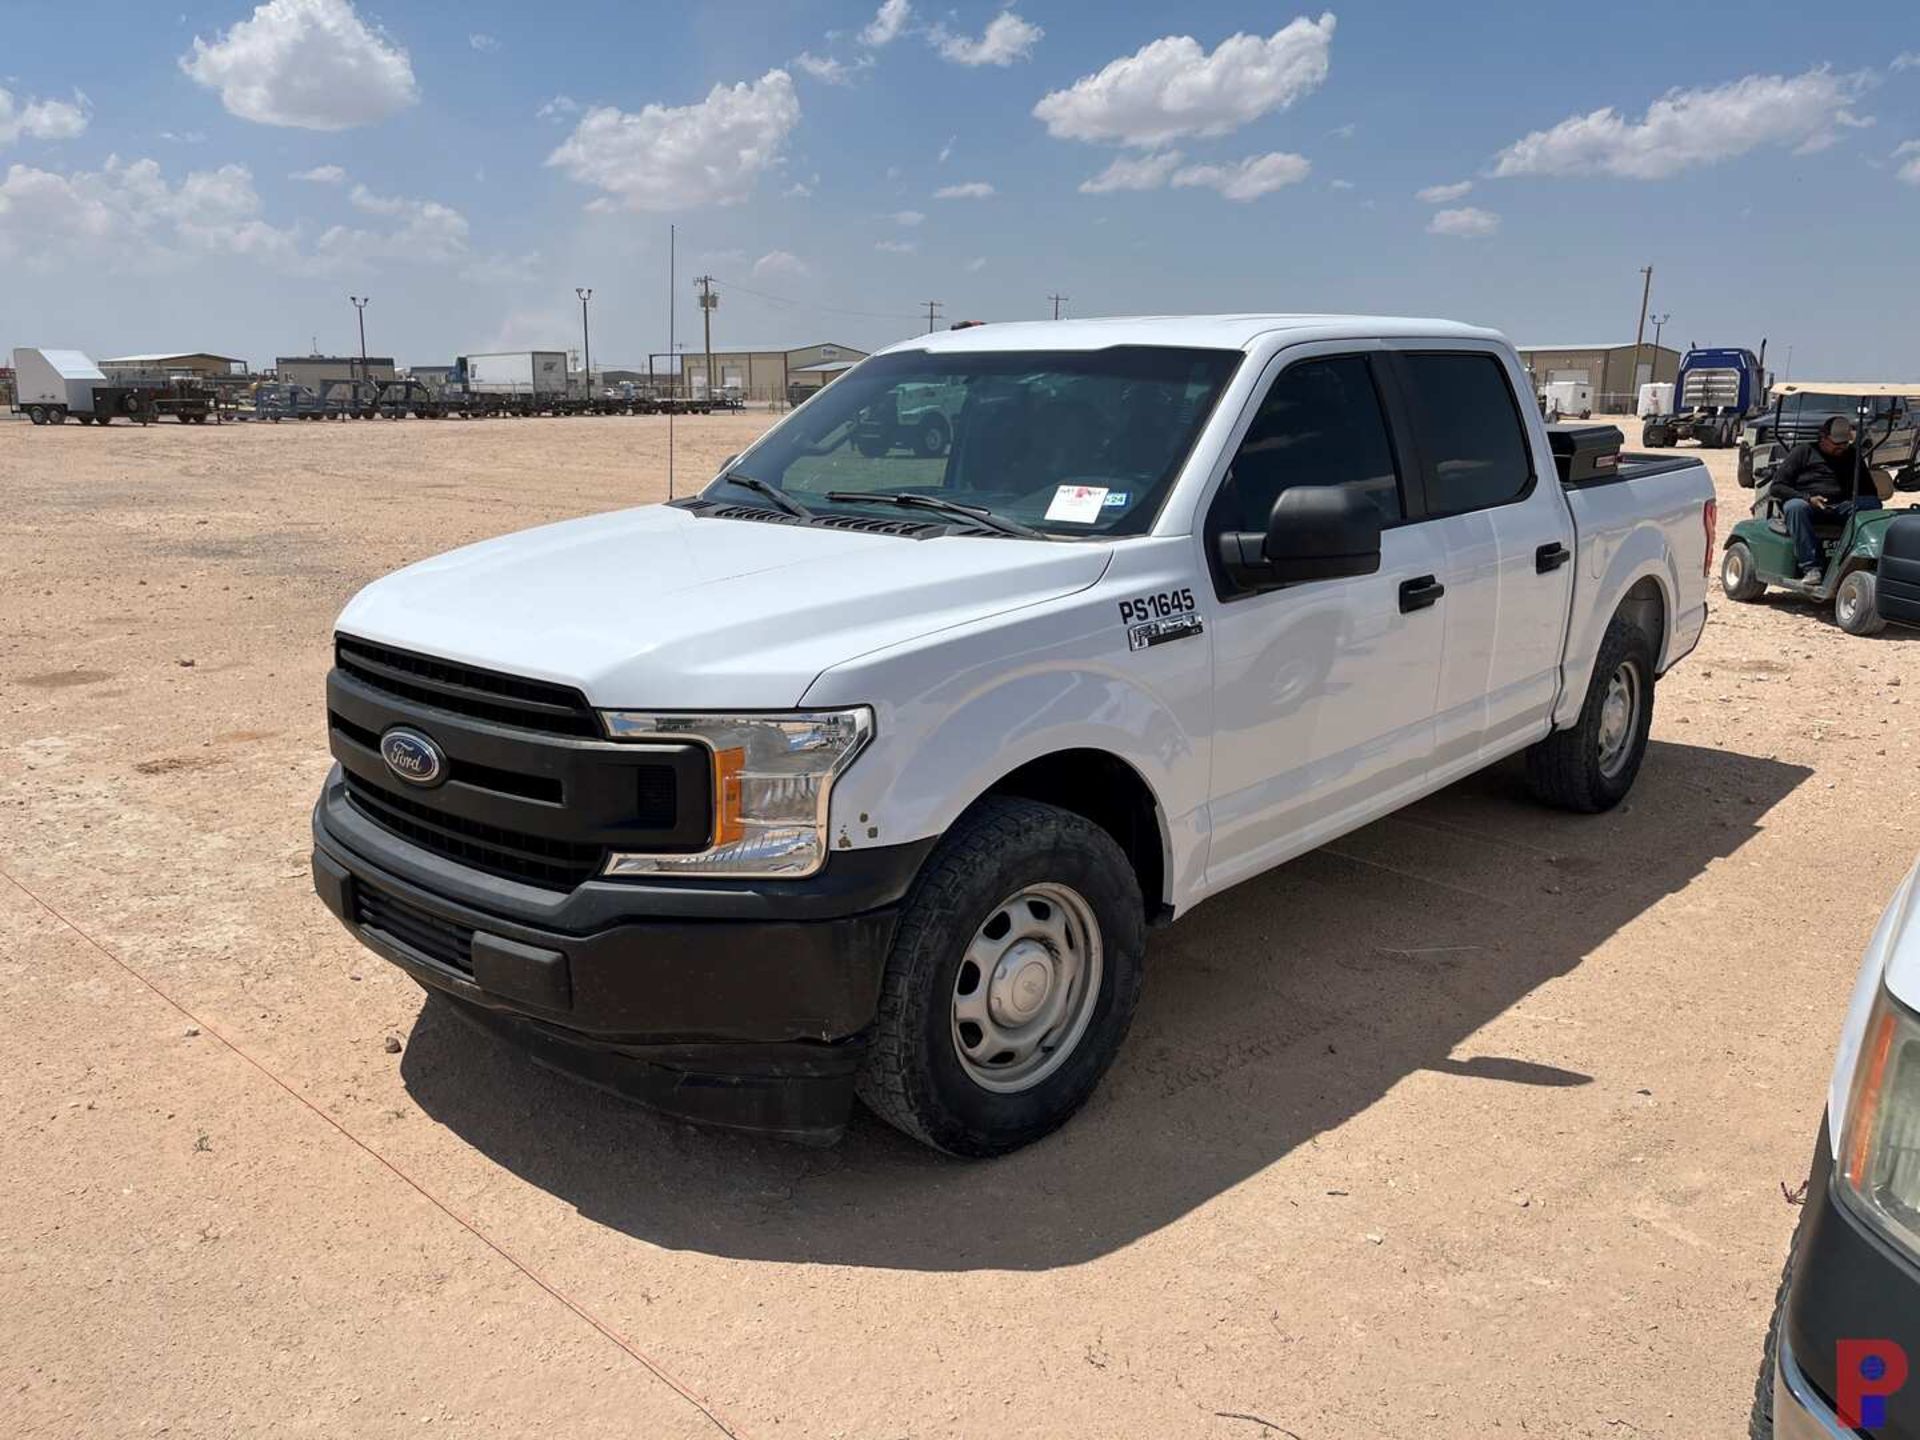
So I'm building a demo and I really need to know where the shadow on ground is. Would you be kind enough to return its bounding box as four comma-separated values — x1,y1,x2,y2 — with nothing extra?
401,739,1807,1272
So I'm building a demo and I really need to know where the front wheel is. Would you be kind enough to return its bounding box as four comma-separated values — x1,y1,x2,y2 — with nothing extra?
914,415,949,457
1525,615,1656,813
1835,568,1887,636
856,796,1146,1156
1721,541,1767,602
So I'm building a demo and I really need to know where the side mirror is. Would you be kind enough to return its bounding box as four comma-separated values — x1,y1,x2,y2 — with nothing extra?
1217,486,1383,592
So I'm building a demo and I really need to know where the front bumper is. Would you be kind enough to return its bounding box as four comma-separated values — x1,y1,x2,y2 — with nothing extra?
312,768,932,1142
1779,1119,1920,1438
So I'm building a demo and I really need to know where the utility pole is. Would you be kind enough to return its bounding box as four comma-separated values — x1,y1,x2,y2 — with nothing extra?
694,275,717,400
1629,265,1652,407
349,295,369,386
1048,293,1068,321
667,224,675,498
575,287,592,396
924,299,943,333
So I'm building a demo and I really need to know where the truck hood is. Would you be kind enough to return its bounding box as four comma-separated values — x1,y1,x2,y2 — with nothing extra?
334,502,1111,709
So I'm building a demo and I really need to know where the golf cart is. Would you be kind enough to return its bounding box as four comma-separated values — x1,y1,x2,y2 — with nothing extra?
1721,383,1920,634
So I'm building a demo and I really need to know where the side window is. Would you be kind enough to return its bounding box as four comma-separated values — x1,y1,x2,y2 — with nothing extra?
1398,352,1534,515
1213,355,1402,533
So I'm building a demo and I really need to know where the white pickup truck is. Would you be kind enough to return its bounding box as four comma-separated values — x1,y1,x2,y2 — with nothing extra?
311,314,1715,1155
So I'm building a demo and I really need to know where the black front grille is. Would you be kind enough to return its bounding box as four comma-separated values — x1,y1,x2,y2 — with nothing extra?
344,771,608,890
352,883,474,973
335,637,602,737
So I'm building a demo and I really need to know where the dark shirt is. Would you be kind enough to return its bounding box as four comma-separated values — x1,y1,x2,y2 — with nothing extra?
1772,441,1868,504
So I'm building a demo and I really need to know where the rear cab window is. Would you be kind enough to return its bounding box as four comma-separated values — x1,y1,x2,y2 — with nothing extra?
1394,352,1535,515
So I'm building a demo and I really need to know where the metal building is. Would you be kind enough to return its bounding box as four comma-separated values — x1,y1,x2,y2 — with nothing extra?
275,354,396,391
1515,343,1682,414
681,343,868,404
100,352,249,381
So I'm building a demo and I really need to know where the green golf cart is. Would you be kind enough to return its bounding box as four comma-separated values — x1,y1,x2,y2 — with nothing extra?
1721,383,1920,635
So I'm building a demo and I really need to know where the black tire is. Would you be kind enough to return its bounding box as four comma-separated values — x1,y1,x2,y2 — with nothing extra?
27,406,47,426
1749,1196,1810,1440
1524,614,1656,813
855,796,1147,1157
854,431,889,459
914,414,950,458
51,407,67,425
1641,424,1669,448
1721,540,1767,602
1835,567,1887,636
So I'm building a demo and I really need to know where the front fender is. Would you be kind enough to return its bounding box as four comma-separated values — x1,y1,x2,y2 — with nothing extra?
802,553,1213,910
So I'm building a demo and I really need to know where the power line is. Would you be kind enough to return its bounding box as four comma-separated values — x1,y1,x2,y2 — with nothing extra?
704,274,925,324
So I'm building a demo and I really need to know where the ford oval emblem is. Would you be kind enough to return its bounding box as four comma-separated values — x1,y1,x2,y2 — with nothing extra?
379,727,446,787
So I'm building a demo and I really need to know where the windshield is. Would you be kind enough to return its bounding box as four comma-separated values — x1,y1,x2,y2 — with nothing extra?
706,346,1241,538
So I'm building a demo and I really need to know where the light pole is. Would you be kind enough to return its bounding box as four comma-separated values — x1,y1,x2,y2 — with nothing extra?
1650,312,1670,354
349,295,369,386
575,287,592,396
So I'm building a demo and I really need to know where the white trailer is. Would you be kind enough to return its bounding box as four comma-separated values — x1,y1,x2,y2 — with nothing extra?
13,348,108,423
1637,381,1674,419
462,351,567,396
1542,379,1593,420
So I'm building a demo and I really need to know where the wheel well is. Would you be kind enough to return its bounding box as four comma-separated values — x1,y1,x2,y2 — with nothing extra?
1617,576,1666,664
984,749,1168,921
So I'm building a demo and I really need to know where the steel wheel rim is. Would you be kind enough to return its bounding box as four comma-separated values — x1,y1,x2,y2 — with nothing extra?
950,882,1103,1094
1838,574,1866,627
1724,548,1746,590
1596,660,1641,780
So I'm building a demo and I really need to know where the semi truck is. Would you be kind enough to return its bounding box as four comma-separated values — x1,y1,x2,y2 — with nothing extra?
1640,346,1766,449
311,313,1716,1156
460,350,569,398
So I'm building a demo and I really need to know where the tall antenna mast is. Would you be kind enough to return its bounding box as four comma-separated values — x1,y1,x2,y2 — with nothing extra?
667,223,676,500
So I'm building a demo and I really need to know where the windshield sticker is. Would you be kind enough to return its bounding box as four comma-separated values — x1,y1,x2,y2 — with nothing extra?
1045,484,1109,523
1102,491,1130,508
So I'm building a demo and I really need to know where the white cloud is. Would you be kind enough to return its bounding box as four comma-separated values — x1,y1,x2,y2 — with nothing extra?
1427,206,1500,237
784,179,814,198
888,208,926,225
934,180,994,199
0,88,90,148
1078,150,1184,194
1896,139,1920,184
291,163,346,183
546,70,801,212
0,156,298,267
932,12,1042,67
158,129,207,144
468,32,499,51
1892,52,1920,72
1417,180,1472,202
1171,151,1310,201
795,52,862,85
938,135,955,163
537,94,579,121
1328,122,1356,140
875,238,917,253
1329,178,1354,190
1034,13,1334,148
964,256,986,272
1493,67,1871,180
861,0,911,47
752,249,811,279
180,0,418,131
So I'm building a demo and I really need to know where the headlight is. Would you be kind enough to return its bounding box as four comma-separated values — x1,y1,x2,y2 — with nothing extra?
1838,985,1920,1255
599,709,872,878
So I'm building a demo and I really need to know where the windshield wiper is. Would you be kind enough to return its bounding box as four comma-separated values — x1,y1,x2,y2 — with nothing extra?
725,471,814,520
822,490,1050,540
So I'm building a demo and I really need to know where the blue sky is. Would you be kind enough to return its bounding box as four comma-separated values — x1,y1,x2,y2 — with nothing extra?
4,0,1918,377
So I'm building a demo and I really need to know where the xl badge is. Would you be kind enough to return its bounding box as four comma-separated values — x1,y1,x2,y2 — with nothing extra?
380,727,447,787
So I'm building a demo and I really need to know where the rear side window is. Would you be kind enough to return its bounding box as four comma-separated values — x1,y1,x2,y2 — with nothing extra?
1212,354,1402,532
1399,353,1533,514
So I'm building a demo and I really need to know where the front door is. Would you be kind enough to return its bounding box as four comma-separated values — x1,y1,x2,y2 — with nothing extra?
1203,349,1448,893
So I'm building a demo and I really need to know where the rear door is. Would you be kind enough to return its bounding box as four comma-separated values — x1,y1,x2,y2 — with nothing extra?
1385,347,1575,767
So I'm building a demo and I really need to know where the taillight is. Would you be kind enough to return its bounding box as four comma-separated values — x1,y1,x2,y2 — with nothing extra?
1702,498,1717,578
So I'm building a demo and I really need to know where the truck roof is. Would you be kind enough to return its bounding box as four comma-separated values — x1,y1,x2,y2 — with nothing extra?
879,313,1505,356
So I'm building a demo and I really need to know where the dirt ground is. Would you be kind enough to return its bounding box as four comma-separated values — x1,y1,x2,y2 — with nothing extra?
1,408,1909,1439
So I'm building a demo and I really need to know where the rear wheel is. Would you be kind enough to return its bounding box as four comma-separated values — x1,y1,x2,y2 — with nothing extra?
51,407,67,424
1835,568,1887,636
1721,541,1767,602
1525,614,1656,813
856,796,1146,1156
27,406,47,425
914,414,950,457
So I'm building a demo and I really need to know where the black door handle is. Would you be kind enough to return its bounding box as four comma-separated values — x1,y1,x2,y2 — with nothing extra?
1399,576,1445,612
1536,541,1571,573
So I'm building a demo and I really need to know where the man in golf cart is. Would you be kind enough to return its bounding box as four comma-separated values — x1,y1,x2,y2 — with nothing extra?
1769,416,1881,584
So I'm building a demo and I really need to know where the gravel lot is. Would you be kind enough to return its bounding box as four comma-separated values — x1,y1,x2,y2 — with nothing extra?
3,411,1912,1438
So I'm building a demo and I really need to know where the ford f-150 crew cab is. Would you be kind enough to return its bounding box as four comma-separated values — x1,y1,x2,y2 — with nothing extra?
310,314,1716,1156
